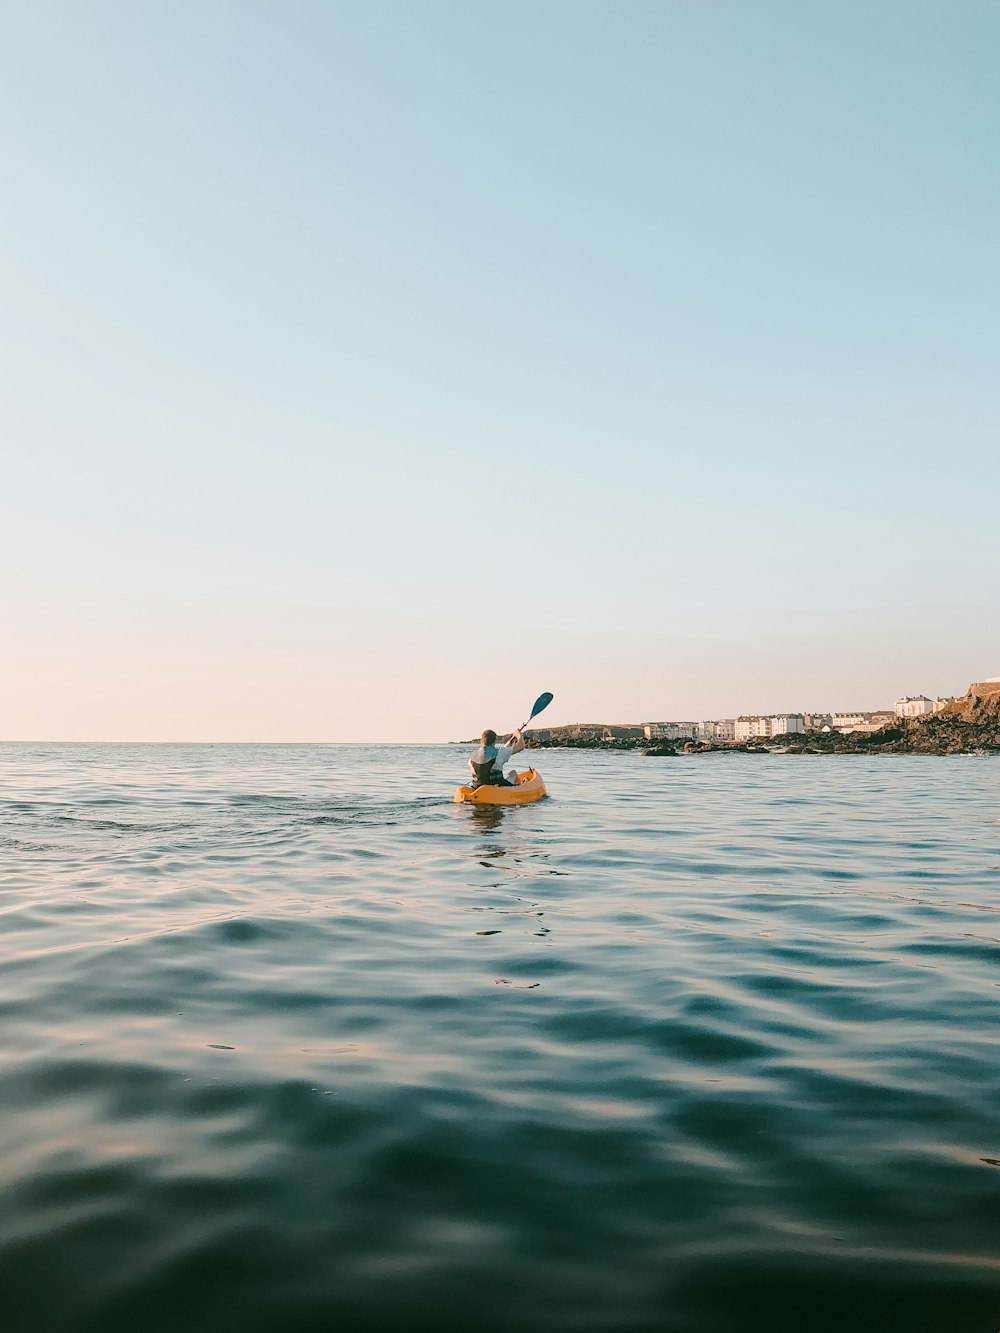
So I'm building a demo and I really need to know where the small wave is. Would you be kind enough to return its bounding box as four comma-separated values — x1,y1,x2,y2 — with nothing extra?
2,746,999,1332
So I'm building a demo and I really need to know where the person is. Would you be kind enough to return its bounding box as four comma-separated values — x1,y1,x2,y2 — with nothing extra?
468,728,525,788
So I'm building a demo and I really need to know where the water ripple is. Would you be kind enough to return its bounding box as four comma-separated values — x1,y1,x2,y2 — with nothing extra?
0,744,998,1332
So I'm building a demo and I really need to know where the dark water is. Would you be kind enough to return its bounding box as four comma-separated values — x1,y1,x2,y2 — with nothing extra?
1,744,998,1333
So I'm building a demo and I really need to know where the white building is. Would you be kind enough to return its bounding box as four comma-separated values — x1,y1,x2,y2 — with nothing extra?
832,712,866,733
770,714,805,735
734,716,771,741
644,722,698,741
699,719,736,742
895,696,936,719
833,711,894,734
733,715,804,740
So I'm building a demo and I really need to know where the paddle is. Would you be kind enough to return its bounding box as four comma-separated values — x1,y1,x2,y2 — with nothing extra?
514,692,553,735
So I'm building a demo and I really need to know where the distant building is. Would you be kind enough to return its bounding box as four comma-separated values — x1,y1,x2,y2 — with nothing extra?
895,696,936,719
733,715,804,740
867,711,895,730
832,712,866,732
968,678,1000,698
833,711,894,734
734,716,771,741
803,712,832,732
699,719,736,742
644,722,697,741
770,714,805,735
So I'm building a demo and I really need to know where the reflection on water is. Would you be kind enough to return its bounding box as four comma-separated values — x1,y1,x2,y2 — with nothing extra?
464,801,509,834
1,744,999,1333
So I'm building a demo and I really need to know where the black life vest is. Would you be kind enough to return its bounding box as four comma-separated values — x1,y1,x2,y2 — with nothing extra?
470,745,509,788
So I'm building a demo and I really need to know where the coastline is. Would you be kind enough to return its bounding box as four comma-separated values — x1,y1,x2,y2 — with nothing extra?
519,687,1000,757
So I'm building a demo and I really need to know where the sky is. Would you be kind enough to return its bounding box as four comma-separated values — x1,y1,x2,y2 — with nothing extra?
2,0,998,741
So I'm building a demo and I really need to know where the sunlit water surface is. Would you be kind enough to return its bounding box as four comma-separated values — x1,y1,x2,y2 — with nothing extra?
1,744,998,1332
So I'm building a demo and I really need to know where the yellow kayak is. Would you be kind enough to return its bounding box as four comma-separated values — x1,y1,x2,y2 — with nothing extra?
453,768,546,805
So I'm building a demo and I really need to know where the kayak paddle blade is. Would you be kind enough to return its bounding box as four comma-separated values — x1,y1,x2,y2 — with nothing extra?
517,692,554,730
528,692,554,721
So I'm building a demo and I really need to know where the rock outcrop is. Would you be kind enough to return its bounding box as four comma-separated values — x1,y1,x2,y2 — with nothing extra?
775,683,1000,755
527,724,646,750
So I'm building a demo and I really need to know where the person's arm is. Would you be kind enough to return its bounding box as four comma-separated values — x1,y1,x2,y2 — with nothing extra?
508,730,526,755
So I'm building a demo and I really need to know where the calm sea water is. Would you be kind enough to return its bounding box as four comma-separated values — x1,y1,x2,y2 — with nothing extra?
1,744,998,1333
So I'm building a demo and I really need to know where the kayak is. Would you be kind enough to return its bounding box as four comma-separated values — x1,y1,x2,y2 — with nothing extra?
453,768,546,805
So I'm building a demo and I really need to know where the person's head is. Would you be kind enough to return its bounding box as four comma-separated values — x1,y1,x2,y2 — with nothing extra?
481,729,497,747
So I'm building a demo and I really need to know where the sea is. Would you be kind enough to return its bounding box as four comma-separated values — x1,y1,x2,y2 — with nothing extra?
1,743,998,1333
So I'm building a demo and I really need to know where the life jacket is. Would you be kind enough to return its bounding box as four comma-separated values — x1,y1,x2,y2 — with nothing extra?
470,745,509,788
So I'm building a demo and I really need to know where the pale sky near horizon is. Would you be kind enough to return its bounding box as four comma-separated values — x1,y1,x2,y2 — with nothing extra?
2,1,998,741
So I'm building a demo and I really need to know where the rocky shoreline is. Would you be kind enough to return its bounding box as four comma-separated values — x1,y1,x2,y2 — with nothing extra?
523,686,1000,757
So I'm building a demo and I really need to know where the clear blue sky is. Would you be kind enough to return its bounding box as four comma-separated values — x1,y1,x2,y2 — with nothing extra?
2,1,997,740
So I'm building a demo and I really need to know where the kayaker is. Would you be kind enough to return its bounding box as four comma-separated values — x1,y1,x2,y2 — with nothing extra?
468,728,525,788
